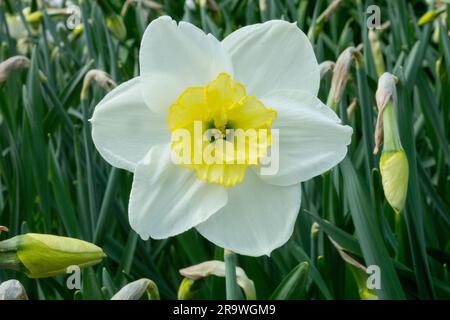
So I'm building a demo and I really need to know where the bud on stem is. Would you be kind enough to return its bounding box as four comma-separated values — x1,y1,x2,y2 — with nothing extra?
327,47,357,112
0,233,106,278
374,73,409,213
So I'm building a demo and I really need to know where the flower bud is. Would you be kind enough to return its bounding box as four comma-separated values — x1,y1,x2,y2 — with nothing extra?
5,14,28,40
418,7,446,26
380,150,409,213
0,280,28,300
310,222,320,238
177,277,196,300
319,60,335,79
180,260,256,300
0,56,30,85
81,69,116,100
327,47,356,111
111,278,160,300
374,73,409,213
0,233,106,278
106,14,127,41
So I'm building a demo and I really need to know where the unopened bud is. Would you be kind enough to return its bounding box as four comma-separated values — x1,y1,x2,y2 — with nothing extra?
374,73,409,213
180,260,256,300
68,24,84,42
380,150,409,213
319,60,335,79
327,47,356,111
81,69,116,100
111,278,160,300
311,222,320,238
418,7,446,26
0,280,28,300
0,56,30,85
177,277,196,300
106,14,127,41
0,233,106,278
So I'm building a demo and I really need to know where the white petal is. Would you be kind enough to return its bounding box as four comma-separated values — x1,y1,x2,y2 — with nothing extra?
91,77,170,172
196,171,301,256
139,16,233,113
254,90,352,186
129,145,228,240
222,20,319,97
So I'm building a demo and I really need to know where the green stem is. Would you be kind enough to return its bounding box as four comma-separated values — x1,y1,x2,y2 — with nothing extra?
94,168,119,245
81,99,97,229
224,249,240,300
383,102,402,152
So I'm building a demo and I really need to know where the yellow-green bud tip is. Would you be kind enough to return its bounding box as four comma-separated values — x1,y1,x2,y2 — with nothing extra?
380,150,409,213
106,15,127,41
0,233,106,279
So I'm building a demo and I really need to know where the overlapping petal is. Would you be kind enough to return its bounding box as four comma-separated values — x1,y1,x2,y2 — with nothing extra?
222,20,320,98
254,90,353,186
196,171,301,256
139,16,233,113
129,145,228,240
91,77,170,172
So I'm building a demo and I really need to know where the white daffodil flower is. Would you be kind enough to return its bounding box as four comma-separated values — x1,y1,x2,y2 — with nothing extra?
90,16,352,257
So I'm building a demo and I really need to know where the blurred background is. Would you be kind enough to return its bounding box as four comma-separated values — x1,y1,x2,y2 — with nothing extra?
0,0,449,300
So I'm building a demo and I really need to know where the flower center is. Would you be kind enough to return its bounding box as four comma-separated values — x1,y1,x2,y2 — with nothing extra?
167,73,277,187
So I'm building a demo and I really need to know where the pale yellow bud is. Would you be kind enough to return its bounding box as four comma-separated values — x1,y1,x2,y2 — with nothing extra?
418,7,446,26
380,150,409,213
111,278,160,300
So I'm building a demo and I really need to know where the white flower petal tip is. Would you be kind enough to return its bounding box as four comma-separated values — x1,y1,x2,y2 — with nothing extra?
196,171,301,257
255,90,352,186
222,20,320,98
139,16,233,114
129,145,228,240
91,77,170,172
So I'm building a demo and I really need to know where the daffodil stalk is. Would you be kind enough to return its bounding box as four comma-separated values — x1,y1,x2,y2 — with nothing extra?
308,0,344,39
80,69,116,229
224,249,241,300
374,73,409,215
0,233,105,278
